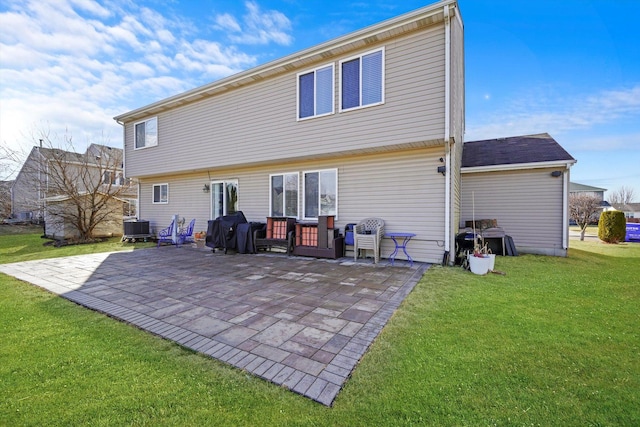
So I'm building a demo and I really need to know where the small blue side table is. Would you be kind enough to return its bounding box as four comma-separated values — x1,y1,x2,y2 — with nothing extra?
385,232,416,266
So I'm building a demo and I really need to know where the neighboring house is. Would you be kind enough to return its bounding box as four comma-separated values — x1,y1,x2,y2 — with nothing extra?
11,144,137,239
608,203,640,219
569,182,607,200
461,133,576,256
569,181,610,223
115,1,465,264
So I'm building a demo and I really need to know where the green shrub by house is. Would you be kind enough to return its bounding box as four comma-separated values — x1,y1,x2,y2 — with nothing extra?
598,210,626,243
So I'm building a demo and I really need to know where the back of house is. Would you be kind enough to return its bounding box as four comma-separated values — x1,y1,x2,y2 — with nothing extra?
115,0,465,264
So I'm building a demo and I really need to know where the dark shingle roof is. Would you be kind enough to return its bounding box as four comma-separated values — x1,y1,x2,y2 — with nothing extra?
611,203,640,212
462,133,575,168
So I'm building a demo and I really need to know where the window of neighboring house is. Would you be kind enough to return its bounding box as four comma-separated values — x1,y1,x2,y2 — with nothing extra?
303,169,337,220
270,173,299,217
135,117,158,149
211,180,238,218
152,183,168,204
123,199,137,218
102,171,123,185
115,173,126,186
298,64,334,120
102,171,114,185
340,48,384,111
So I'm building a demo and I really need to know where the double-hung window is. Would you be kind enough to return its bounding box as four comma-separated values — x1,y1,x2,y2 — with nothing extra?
340,48,384,111
303,169,337,220
270,173,299,217
135,117,158,149
102,171,115,185
152,183,168,204
298,64,334,120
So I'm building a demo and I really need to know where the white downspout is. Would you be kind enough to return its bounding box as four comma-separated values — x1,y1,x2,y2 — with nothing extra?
562,165,570,252
443,4,452,260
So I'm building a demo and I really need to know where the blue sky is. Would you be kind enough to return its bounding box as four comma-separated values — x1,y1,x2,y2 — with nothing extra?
1,0,638,199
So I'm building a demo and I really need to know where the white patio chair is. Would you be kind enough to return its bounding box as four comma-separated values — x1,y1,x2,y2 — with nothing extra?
354,217,385,264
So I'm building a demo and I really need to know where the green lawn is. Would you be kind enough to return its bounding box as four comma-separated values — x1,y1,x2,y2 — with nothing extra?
1,229,638,426
0,224,156,263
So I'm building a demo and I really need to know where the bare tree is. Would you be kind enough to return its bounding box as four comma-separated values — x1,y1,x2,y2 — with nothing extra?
0,143,27,219
608,186,636,205
569,193,603,241
13,131,133,241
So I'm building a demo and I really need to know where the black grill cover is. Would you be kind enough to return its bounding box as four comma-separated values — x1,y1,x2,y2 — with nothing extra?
206,211,247,253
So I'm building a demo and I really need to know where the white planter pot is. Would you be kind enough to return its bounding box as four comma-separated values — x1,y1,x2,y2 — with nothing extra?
468,254,491,275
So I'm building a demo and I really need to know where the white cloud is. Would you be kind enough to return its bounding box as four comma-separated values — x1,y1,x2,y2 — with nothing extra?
215,13,242,33
466,84,640,146
214,1,292,46
69,0,111,19
0,0,272,160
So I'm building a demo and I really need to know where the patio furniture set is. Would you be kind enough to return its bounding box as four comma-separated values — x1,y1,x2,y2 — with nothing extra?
153,213,416,265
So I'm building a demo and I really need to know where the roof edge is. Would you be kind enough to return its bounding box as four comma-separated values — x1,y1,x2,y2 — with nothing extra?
461,159,576,174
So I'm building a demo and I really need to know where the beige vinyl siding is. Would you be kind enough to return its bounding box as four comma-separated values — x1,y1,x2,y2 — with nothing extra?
461,168,566,256
449,10,464,141
124,24,447,178
139,146,447,263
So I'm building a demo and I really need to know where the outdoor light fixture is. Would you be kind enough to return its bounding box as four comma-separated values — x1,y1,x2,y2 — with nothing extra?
550,171,562,177
202,184,210,193
437,166,446,176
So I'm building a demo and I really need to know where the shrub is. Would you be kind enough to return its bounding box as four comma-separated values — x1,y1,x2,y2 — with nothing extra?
598,211,626,243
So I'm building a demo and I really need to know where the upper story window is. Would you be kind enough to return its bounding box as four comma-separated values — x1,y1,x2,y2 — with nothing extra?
152,183,168,204
135,117,158,149
303,169,337,220
340,48,384,111
298,64,334,120
270,173,299,217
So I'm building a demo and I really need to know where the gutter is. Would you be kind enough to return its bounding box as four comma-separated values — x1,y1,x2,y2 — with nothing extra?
561,161,576,251
461,159,576,174
443,3,452,260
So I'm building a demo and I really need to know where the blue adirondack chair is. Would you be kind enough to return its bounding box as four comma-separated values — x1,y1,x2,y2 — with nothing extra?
157,219,175,247
177,219,196,246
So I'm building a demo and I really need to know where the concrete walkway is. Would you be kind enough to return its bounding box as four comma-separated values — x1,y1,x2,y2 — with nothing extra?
0,247,428,406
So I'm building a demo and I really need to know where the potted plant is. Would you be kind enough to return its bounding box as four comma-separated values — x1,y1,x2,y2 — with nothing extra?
194,231,206,248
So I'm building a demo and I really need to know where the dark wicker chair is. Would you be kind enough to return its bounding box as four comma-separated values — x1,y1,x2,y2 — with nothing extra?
254,217,296,255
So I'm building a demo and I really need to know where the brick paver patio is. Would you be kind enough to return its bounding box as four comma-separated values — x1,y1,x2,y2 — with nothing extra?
0,247,428,406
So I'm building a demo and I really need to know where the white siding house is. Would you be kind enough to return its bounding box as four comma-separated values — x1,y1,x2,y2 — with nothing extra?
115,1,465,264
461,134,576,256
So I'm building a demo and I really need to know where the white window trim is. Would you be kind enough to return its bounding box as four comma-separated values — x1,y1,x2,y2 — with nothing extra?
302,168,338,221
339,47,385,113
134,117,158,150
296,63,335,121
269,172,300,218
152,183,168,204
